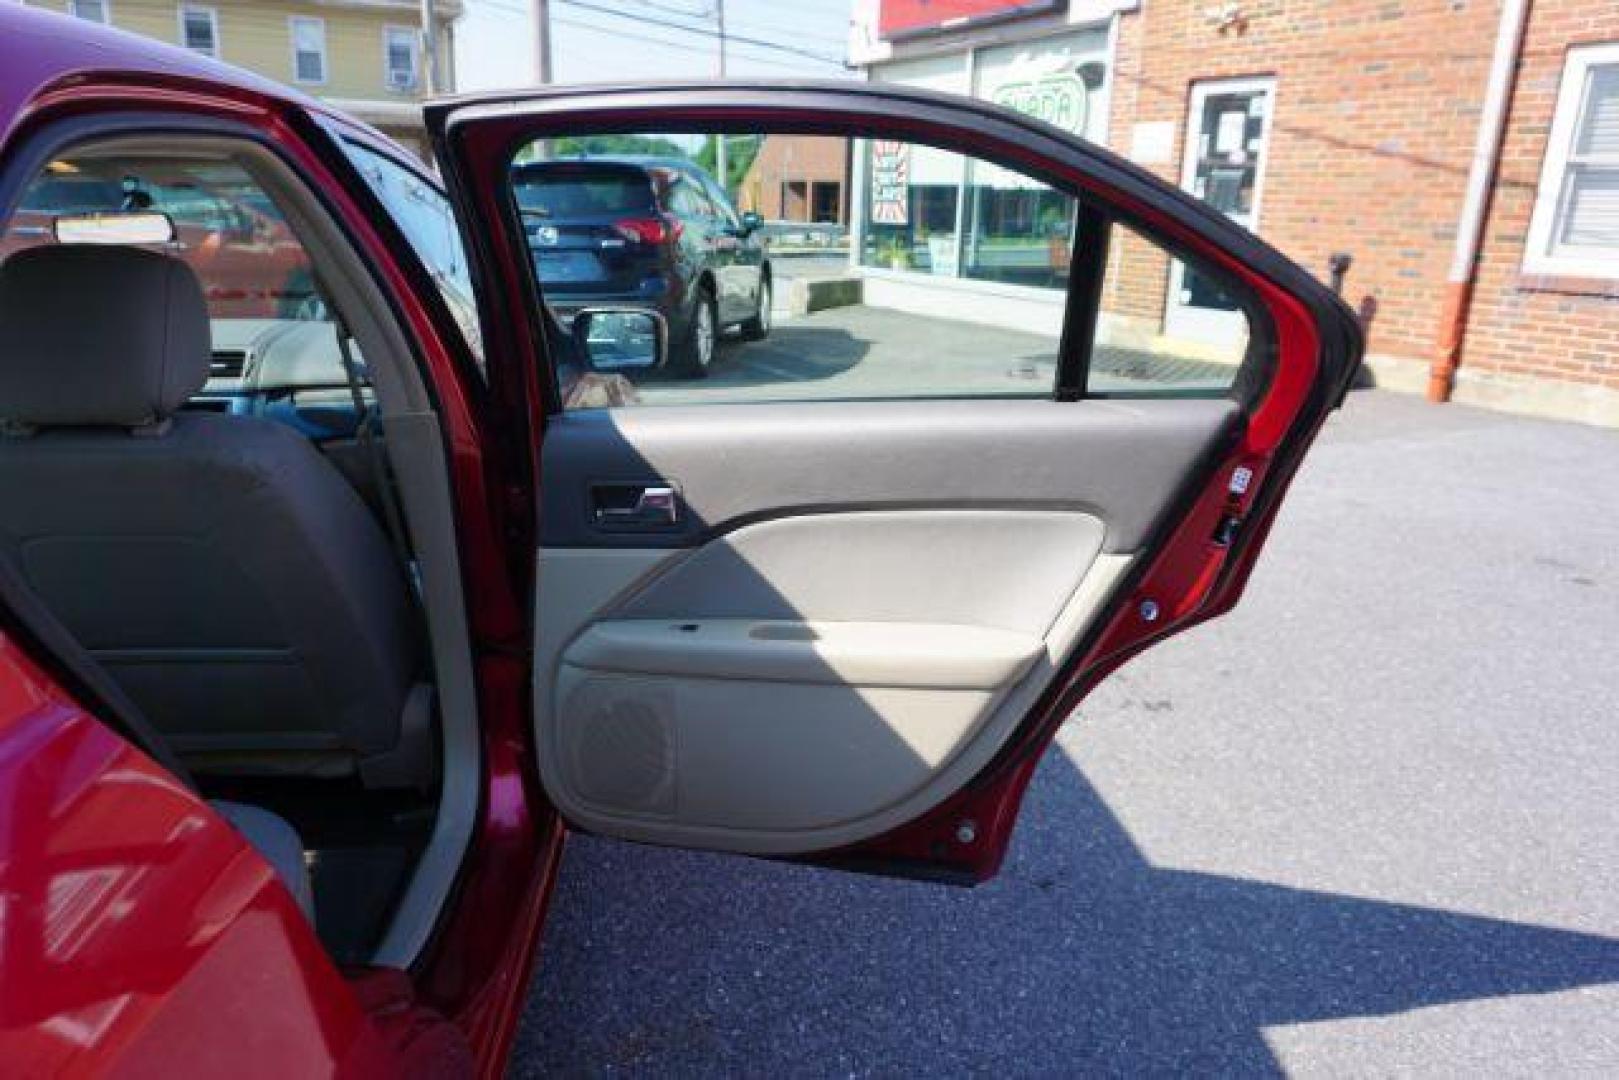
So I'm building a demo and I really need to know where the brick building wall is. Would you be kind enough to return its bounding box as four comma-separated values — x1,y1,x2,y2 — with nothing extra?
1097,0,1619,423
738,136,850,224
1455,2,1619,420
1102,0,1499,359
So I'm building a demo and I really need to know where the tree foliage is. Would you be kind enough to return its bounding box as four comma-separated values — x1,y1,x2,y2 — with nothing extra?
694,135,762,195
516,133,762,197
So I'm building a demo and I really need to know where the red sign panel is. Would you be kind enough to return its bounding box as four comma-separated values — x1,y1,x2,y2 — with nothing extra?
877,0,1065,41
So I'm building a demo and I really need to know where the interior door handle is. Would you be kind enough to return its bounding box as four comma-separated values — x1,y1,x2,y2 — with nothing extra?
592,483,680,530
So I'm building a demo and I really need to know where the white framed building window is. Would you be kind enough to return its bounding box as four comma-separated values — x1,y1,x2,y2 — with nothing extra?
1524,42,1619,278
289,16,327,85
178,4,219,58
68,0,109,23
384,25,420,92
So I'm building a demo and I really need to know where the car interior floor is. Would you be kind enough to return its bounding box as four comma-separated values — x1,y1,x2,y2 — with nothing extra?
199,775,437,964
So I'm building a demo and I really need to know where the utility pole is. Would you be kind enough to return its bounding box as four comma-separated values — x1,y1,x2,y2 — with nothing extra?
714,0,727,191
419,0,439,94
532,0,553,158
533,0,553,86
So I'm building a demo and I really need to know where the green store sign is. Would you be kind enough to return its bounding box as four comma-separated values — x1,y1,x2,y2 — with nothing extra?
991,72,1089,135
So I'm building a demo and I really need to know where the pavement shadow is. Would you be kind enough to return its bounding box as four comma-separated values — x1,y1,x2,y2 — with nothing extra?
515,744,1619,1074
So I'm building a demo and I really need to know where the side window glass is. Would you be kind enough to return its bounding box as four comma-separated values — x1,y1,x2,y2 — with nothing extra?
667,177,710,221
507,131,1255,409
340,139,485,373
2,155,327,325
151,185,235,232
1093,221,1253,394
0,148,365,397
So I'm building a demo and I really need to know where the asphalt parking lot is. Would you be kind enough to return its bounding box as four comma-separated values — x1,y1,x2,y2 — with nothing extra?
510,388,1619,1075
626,296,1230,404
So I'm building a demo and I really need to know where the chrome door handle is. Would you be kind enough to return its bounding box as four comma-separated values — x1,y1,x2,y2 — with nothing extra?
592,483,679,529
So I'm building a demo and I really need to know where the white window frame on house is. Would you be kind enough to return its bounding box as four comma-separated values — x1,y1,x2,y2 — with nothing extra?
1524,41,1619,279
68,0,110,24
383,25,420,93
289,16,328,86
177,4,219,58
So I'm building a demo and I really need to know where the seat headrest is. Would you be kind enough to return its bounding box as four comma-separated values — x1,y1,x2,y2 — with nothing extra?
0,245,211,429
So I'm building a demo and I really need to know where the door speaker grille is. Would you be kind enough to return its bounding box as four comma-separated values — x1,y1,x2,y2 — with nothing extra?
566,679,676,815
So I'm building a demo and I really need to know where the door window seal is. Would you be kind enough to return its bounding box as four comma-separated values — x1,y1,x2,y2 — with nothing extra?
1056,199,1110,401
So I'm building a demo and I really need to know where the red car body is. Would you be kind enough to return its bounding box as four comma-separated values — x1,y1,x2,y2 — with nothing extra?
0,6,1361,1076
0,12,550,1075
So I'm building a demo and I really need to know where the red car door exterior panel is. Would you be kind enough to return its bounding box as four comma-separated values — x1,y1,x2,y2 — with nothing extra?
0,634,404,1077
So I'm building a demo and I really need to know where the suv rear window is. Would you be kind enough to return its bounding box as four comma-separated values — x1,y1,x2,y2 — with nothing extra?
513,168,655,217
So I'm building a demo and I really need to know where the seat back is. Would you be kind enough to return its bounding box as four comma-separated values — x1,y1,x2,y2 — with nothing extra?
0,245,425,781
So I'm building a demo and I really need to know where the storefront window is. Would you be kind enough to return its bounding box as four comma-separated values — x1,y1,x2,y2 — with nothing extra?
962,164,1076,288
859,140,964,275
863,27,1108,291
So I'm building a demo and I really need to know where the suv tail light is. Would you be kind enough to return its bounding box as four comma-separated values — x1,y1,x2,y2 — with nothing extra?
613,215,682,245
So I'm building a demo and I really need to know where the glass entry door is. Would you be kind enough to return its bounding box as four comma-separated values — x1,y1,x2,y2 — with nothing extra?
1165,77,1275,344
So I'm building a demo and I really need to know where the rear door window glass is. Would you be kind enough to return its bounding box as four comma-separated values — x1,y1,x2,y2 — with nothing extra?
506,131,1257,409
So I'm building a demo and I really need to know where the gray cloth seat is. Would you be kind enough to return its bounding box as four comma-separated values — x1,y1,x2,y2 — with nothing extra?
0,244,433,787
213,800,317,923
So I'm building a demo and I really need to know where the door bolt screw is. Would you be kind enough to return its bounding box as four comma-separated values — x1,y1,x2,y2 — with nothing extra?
955,820,978,845
1139,599,1161,622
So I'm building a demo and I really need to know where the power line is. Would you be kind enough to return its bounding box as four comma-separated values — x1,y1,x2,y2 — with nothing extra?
728,22,848,49
476,0,848,73
557,0,845,67
481,0,540,17
721,9,849,47
550,15,833,73
479,0,529,17
629,0,715,20
482,0,538,16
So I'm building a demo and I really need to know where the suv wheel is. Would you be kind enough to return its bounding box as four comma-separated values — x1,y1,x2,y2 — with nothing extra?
673,291,718,378
739,276,772,342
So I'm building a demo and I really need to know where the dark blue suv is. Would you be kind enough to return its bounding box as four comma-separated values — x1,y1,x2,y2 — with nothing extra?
513,156,771,377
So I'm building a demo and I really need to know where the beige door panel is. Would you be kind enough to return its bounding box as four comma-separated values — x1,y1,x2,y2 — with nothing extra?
566,619,1042,690
607,508,1106,634
532,510,1131,853
556,667,998,831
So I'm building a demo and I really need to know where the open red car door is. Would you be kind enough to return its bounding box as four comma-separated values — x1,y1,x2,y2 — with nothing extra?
433,83,1361,882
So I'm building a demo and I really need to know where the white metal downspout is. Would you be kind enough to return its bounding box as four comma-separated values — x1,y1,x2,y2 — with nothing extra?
1430,0,1531,401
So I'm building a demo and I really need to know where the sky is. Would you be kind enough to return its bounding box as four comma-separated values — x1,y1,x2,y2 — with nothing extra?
453,0,859,92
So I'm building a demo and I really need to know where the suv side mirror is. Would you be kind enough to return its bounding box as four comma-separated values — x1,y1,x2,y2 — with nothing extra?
571,307,667,372
738,211,763,236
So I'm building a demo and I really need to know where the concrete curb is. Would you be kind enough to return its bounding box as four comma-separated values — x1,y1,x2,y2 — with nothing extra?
789,276,862,315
